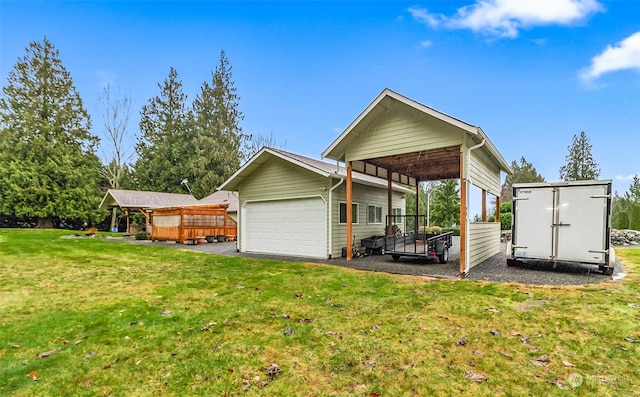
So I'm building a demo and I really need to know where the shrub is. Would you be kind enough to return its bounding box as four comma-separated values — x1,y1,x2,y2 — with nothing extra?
500,213,512,230
500,202,512,213
135,231,151,240
441,227,460,236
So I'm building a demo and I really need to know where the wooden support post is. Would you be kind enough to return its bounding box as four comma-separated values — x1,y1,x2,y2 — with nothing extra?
346,161,353,261
415,182,420,234
125,210,130,236
496,196,501,223
481,189,487,222
179,207,185,244
387,176,392,235
459,157,467,275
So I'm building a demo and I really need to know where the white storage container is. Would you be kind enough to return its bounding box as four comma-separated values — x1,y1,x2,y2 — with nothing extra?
507,180,613,274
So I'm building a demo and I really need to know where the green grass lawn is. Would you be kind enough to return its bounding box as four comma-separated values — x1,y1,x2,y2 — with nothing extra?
1,229,639,396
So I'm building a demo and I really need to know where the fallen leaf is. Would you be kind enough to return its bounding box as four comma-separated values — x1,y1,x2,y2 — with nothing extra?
455,339,467,346
74,340,84,345
259,381,269,388
201,321,216,331
295,293,303,299
241,379,251,391
371,324,380,332
490,329,500,336
103,364,111,370
27,371,37,381
325,331,337,336
530,355,550,367
266,363,282,380
283,328,294,336
62,341,69,345
520,337,530,344
486,307,499,313
11,344,20,349
37,348,61,358
510,331,522,337
370,392,380,397
551,379,568,390
299,318,314,324
227,368,234,373
159,310,172,316
627,303,640,309
362,360,376,367
562,360,575,367
624,337,638,343
84,380,93,387
236,285,245,289
84,352,95,363
281,313,290,319
465,370,487,382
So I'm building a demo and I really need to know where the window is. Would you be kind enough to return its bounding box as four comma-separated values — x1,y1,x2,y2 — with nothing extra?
367,205,382,224
339,202,359,224
392,208,402,223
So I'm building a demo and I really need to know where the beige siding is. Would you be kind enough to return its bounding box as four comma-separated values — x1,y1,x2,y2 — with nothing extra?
237,157,330,253
469,148,501,195
345,110,464,162
330,182,405,258
468,222,501,268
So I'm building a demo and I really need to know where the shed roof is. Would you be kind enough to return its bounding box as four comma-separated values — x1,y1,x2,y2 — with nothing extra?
99,189,199,210
198,190,239,212
218,147,414,193
322,88,511,182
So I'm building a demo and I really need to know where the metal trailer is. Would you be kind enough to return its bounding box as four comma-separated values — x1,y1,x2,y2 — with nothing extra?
506,180,613,275
384,215,453,263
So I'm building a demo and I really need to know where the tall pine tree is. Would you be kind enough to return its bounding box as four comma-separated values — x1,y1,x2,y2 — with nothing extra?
134,67,192,194
189,50,245,198
500,156,546,202
559,131,600,181
0,38,104,228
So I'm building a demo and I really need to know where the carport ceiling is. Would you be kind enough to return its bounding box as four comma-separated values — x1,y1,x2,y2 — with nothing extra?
358,145,461,184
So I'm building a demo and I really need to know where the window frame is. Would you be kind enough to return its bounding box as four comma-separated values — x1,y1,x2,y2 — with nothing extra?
392,207,402,223
367,204,383,224
338,201,359,225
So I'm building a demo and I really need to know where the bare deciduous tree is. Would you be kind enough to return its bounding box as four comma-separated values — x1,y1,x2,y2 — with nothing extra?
98,84,133,230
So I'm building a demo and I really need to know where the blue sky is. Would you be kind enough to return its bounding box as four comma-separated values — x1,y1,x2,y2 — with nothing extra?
1,0,639,195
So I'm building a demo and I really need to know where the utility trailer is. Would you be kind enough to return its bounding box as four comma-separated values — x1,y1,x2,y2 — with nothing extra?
506,180,613,275
384,215,452,263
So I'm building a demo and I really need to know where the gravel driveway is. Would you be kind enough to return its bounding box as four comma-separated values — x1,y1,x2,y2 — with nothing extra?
122,236,620,286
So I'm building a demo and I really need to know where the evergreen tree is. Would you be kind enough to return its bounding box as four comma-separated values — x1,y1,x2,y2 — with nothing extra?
0,38,104,228
134,67,192,194
500,156,545,202
624,175,640,204
559,131,600,181
189,50,245,198
430,179,460,227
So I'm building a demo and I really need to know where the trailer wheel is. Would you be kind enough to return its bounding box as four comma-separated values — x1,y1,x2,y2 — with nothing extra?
601,266,614,276
392,255,400,261
438,247,449,264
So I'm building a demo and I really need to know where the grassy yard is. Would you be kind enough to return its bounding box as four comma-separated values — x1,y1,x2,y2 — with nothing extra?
1,229,639,396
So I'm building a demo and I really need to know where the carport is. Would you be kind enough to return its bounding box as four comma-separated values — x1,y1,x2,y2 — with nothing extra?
322,89,511,276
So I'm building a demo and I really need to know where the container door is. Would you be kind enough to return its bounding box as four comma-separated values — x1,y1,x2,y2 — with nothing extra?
556,185,608,263
513,187,554,260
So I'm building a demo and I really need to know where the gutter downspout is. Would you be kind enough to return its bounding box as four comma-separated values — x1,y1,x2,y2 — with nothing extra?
464,137,485,275
328,177,345,258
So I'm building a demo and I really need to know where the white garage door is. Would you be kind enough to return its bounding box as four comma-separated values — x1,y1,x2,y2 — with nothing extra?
242,198,327,258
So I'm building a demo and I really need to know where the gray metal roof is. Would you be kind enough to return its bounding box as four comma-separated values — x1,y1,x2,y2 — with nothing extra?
218,147,414,194
198,190,239,212
99,189,199,210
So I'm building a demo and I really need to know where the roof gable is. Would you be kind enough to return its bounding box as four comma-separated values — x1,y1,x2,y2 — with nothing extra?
218,147,413,193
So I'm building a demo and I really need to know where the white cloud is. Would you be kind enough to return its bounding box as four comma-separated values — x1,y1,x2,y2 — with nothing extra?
409,0,603,38
420,40,433,48
580,31,640,81
616,174,637,182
